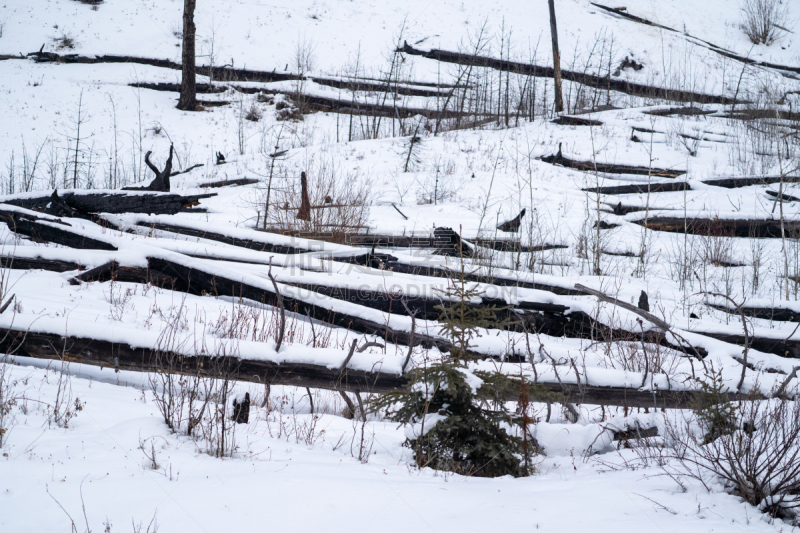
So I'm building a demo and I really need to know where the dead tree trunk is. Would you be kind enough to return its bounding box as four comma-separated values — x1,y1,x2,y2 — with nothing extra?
297,171,312,221
133,145,174,192
548,0,564,114
177,0,198,111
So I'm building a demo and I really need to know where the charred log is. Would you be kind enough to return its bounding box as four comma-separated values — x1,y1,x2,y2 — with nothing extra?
542,151,686,178
397,42,729,104
199,178,258,189
2,190,216,216
585,182,690,195
636,216,800,238
702,176,800,189
1,326,723,408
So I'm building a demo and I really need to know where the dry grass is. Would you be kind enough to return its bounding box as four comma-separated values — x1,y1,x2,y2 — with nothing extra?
266,158,371,244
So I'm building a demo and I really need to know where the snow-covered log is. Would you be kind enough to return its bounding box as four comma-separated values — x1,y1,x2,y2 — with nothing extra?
1,325,725,409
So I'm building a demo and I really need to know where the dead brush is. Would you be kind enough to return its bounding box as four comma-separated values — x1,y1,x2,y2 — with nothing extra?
105,280,135,321
245,104,262,122
0,355,17,448
700,219,735,267
52,31,76,50
266,158,371,244
740,0,789,45
206,299,342,349
655,395,800,524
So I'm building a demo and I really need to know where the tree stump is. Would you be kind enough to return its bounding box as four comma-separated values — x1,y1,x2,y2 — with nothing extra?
297,171,311,221
497,209,526,233
232,392,250,424
124,145,174,192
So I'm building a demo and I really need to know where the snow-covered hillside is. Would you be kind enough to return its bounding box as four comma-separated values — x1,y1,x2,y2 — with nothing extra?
2,0,800,531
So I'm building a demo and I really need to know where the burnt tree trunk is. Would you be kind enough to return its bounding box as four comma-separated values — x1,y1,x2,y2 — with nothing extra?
297,171,312,221
177,0,198,111
141,145,174,192
548,0,564,114
232,393,250,424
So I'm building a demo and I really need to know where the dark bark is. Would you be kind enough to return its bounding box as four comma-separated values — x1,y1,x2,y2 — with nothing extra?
542,151,686,178
636,216,800,239
551,116,603,126
0,255,82,273
125,145,173,192
497,209,526,233
585,182,690,195
297,172,312,221
177,0,198,111
0,209,117,251
548,0,564,113
199,178,259,189
232,393,250,424
2,190,216,216
145,256,451,352
702,176,800,189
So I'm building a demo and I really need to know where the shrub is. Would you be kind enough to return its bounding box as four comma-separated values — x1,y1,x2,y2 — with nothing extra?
741,0,789,45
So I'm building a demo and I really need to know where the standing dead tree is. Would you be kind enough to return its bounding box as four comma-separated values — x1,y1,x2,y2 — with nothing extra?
124,145,174,192
177,0,198,110
297,171,312,221
548,0,564,114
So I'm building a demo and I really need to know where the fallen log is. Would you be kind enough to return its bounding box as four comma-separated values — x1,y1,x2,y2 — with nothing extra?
702,176,800,189
694,329,800,359
1,326,719,408
141,255,657,354
136,221,309,254
384,261,587,296
133,220,396,266
551,116,603,126
591,2,800,76
130,82,225,94
706,303,800,323
199,178,259,188
766,190,800,203
134,81,464,120
1,190,216,216
635,216,799,238
644,107,716,117
471,240,568,253
542,151,686,178
584,182,690,195
611,424,660,440
604,202,678,215
145,256,450,352
0,255,82,272
0,209,117,251
398,42,729,104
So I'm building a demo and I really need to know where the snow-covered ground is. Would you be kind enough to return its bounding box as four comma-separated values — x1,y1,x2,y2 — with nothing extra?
2,0,800,530
0,360,787,533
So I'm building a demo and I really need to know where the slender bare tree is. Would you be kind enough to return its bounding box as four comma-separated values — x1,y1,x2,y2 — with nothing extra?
548,0,564,114
177,0,198,111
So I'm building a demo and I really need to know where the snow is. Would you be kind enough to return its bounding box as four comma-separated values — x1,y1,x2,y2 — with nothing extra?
1,0,800,529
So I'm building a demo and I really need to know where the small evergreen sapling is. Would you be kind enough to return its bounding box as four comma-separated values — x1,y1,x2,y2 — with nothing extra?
373,233,540,476
690,365,738,444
